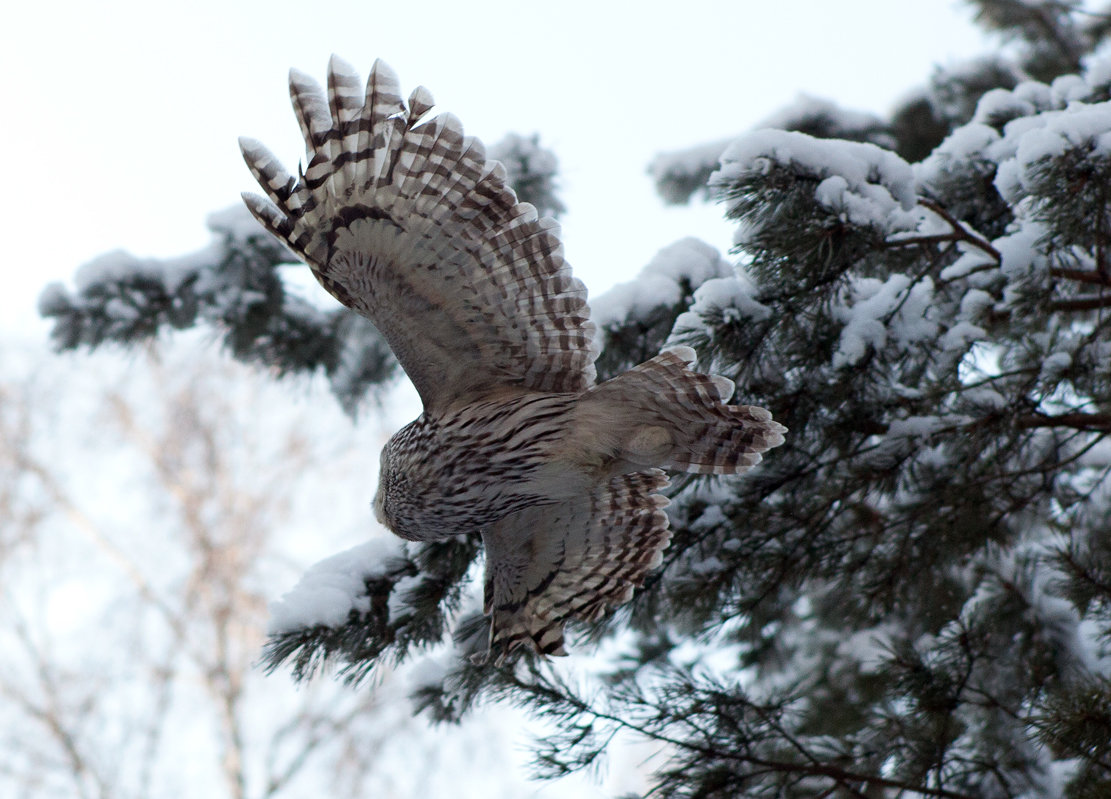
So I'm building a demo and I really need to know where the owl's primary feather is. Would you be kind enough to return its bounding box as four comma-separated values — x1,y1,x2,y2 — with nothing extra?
241,57,787,661
240,58,596,412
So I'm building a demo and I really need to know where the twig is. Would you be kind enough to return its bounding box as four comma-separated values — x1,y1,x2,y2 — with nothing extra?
1049,267,1111,287
1049,294,1111,312
1015,412,1111,431
886,200,1002,264
509,674,978,799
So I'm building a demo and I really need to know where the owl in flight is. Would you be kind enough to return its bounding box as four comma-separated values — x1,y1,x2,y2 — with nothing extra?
240,57,786,662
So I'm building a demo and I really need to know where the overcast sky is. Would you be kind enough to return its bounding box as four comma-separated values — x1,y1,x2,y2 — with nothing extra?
2,1,990,335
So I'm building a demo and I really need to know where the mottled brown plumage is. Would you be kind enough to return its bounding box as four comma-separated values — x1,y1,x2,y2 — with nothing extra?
241,57,786,661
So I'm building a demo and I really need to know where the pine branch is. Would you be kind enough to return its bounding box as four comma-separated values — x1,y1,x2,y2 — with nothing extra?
1016,412,1111,431
1049,293,1111,312
886,200,1002,263
1055,540,1111,609
260,536,482,684
508,672,980,799
1050,267,1111,287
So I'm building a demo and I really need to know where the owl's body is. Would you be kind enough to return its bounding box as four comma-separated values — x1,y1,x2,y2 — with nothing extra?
241,58,786,661
377,391,579,540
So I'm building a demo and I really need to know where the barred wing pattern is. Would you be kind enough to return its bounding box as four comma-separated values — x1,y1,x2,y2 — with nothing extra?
242,58,787,662
482,470,672,660
239,57,597,412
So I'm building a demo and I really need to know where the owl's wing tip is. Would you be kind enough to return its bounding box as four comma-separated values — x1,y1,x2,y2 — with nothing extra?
480,612,571,666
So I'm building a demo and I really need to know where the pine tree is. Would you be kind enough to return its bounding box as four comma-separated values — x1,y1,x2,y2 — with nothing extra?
42,4,1111,796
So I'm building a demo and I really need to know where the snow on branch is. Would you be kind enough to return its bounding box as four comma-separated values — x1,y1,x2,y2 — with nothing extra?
713,130,918,235
649,95,892,206
40,204,399,414
591,238,734,380
262,536,484,683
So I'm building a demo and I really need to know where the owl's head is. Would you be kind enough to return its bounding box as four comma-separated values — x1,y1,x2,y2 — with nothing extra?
374,440,426,541
373,446,395,530
372,483,388,527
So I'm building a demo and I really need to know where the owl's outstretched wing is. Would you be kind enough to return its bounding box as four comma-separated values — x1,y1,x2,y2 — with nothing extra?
480,470,672,662
240,57,597,413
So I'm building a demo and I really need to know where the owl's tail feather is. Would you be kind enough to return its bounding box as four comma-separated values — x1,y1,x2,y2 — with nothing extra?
582,347,787,476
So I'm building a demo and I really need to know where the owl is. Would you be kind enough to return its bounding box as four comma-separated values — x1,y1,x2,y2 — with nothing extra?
240,57,786,662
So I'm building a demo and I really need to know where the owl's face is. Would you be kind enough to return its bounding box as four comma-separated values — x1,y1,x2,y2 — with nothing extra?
374,446,398,532
374,443,426,541
372,481,388,527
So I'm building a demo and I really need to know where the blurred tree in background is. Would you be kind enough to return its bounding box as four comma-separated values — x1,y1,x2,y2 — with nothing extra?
0,345,541,798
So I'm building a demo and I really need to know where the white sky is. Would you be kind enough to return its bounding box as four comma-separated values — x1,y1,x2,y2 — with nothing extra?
1,0,991,336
